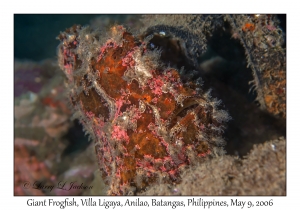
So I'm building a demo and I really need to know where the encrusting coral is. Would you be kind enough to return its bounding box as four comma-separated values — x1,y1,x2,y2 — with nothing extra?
140,137,286,196
225,15,286,118
141,14,286,118
14,60,98,196
14,144,54,195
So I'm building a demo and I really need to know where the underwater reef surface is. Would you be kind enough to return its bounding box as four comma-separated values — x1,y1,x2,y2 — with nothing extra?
14,14,286,195
141,137,285,195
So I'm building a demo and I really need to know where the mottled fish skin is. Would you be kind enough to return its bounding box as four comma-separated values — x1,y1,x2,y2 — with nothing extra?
57,25,230,195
